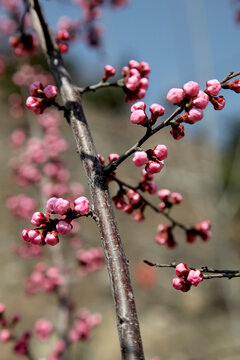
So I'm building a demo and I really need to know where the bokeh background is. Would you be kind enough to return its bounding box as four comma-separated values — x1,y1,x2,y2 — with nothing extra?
0,0,240,359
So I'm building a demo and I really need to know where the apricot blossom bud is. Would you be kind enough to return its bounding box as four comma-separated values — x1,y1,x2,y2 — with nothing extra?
130,109,147,124
183,81,199,97
206,79,221,96
210,96,225,110
132,151,148,167
166,88,184,105
187,270,203,286
192,90,209,109
56,220,73,235
131,102,146,112
175,263,189,277
45,231,59,246
149,103,165,119
74,196,90,215
103,65,116,80
172,277,191,292
153,144,168,160
158,189,171,201
170,124,185,140
145,160,164,175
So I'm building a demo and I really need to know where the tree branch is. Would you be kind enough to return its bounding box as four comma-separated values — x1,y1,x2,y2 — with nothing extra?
25,0,145,359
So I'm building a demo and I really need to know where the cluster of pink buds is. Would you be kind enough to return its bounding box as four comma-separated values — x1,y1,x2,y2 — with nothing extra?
56,29,70,54
222,78,240,93
26,81,58,114
34,318,53,342
24,262,62,294
132,144,168,175
172,263,203,292
187,220,212,243
5,194,37,219
155,224,176,248
22,196,90,246
112,189,145,222
0,303,20,343
122,60,151,103
167,79,225,140
157,189,183,211
138,169,157,195
77,247,105,275
9,33,38,56
68,308,102,343
102,64,116,81
130,101,165,126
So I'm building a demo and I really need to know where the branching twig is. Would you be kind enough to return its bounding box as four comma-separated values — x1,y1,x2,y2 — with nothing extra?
144,260,240,280
110,174,187,231
78,79,124,94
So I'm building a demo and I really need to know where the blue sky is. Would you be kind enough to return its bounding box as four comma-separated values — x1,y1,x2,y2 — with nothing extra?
2,0,240,143
41,0,240,143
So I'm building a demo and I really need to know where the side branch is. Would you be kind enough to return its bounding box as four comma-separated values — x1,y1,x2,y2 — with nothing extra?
25,0,145,359
144,260,240,280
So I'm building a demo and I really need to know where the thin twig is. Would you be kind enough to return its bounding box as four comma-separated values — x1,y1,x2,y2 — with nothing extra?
110,174,188,231
78,79,124,94
143,260,240,280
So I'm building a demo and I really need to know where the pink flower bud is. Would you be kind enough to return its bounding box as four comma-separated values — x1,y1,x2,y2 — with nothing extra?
130,109,147,124
132,151,148,167
192,90,209,109
30,81,43,96
126,76,139,91
157,189,171,201
55,198,70,215
22,228,30,242
139,61,151,76
153,144,168,160
127,189,141,204
145,160,164,174
170,192,183,204
0,329,11,342
147,182,157,194
129,60,140,69
26,96,46,115
0,303,5,314
136,88,146,99
224,79,240,93
182,81,199,97
34,318,53,341
43,85,58,99
31,212,47,226
166,88,184,105
206,79,221,96
186,108,203,124
170,124,185,140
46,197,58,214
103,65,116,79
175,263,189,277
131,102,146,112
57,29,70,41
74,196,90,215
28,230,43,245
56,220,73,235
132,211,145,222
187,270,203,286
139,77,149,90
108,153,119,163
172,277,191,292
210,96,225,110
45,231,59,246
149,103,165,119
